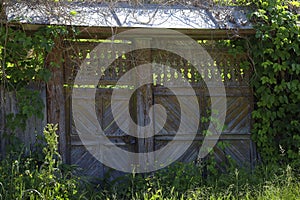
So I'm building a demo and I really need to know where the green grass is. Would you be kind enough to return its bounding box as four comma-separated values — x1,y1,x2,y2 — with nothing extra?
0,124,300,199
93,164,300,200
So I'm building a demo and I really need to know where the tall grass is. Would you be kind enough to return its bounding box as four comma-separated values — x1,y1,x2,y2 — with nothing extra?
96,163,300,200
0,124,79,199
0,124,299,199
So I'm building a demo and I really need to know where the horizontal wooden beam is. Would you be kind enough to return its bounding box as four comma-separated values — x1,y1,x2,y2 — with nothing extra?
20,24,255,40
70,133,251,146
155,133,251,141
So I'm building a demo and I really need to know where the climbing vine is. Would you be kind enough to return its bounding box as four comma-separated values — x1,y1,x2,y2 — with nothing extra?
248,0,300,166
0,24,69,133
219,0,300,167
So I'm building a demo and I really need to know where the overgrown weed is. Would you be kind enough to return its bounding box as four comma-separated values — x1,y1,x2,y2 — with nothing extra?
0,125,299,200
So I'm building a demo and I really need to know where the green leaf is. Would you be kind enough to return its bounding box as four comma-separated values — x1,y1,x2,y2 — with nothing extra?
70,10,78,16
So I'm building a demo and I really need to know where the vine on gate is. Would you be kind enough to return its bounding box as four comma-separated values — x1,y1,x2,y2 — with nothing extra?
248,0,300,166
217,0,300,167
0,23,69,147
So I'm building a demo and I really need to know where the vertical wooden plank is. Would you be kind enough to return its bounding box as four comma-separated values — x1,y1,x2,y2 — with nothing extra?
249,79,256,169
64,85,71,164
0,0,6,147
0,83,46,158
134,38,154,169
46,38,68,163
63,44,73,165
0,86,5,159
24,83,47,152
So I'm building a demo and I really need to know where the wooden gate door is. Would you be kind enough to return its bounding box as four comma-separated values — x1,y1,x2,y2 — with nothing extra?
64,38,163,177
63,38,256,178
64,40,141,177
150,39,256,171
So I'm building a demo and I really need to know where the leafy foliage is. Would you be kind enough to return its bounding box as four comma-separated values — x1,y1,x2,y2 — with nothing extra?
248,0,300,167
0,26,56,87
0,25,69,135
0,124,80,199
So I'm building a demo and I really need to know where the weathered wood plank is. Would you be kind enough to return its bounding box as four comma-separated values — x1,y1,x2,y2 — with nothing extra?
155,134,251,141
134,38,154,165
0,84,46,158
46,39,68,163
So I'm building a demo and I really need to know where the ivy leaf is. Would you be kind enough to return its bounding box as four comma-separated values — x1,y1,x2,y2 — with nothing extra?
70,10,78,16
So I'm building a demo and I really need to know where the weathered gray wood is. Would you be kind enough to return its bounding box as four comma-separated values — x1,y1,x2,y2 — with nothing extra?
46,39,68,163
0,84,46,158
64,41,137,177
23,83,47,152
150,42,255,170
0,86,5,158
155,134,251,141
62,39,256,177
134,38,154,168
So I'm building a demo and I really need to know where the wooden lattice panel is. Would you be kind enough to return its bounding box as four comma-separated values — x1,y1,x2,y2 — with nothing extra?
151,39,250,87
63,41,134,85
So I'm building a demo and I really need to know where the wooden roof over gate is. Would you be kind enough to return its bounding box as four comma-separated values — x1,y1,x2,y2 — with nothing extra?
5,2,256,39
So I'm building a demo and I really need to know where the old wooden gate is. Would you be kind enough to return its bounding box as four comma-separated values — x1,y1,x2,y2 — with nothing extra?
63,37,256,177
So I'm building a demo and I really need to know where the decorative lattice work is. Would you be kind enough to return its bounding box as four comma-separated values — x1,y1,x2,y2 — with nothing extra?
151,39,250,87
64,40,250,88
64,41,135,86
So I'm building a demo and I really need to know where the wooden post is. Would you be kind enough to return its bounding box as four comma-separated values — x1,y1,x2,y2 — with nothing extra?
46,39,68,163
134,38,154,170
0,0,6,158
0,86,5,159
